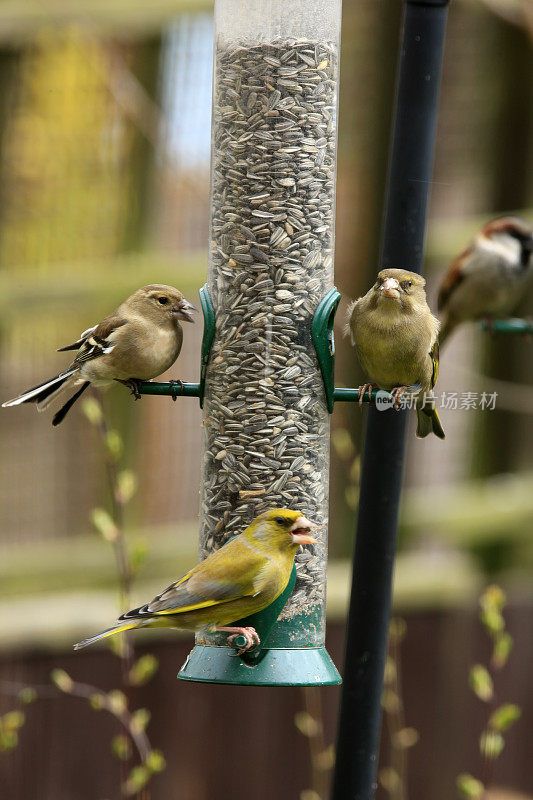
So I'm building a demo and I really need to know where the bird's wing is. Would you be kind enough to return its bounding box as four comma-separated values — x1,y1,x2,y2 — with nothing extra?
437,246,472,311
70,318,127,366
344,298,361,344
429,338,439,390
135,542,270,617
56,325,98,352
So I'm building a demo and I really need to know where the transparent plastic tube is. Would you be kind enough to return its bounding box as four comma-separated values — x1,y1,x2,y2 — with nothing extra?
198,0,341,649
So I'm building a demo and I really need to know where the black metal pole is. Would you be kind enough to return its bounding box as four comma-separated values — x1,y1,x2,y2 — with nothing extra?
331,2,450,799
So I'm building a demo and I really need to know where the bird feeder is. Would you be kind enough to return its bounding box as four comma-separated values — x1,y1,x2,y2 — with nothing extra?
177,0,343,686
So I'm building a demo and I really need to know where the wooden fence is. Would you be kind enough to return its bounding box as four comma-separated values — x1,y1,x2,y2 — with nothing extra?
1,604,532,800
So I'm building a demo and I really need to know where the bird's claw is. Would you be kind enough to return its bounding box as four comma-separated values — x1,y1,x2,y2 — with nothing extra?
169,379,184,402
390,386,406,410
217,626,260,656
358,383,377,406
117,379,142,400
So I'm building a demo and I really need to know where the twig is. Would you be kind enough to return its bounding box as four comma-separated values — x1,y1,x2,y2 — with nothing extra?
384,630,408,800
0,678,150,764
90,389,135,673
303,687,329,800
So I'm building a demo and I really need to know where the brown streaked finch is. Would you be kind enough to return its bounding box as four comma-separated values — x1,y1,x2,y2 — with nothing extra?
2,284,197,425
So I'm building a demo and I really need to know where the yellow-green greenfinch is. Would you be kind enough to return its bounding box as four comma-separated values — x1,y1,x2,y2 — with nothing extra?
2,285,196,425
74,509,316,654
346,268,445,440
438,216,533,344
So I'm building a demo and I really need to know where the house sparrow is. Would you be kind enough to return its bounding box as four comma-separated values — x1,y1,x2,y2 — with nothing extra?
438,216,533,344
347,268,444,440
74,509,316,655
2,284,196,425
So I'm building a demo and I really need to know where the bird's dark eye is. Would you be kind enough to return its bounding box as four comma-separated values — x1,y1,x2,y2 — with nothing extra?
275,516,287,526
157,296,169,305
408,280,412,287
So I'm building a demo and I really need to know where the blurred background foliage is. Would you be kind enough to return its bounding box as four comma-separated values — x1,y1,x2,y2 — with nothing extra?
0,1,532,798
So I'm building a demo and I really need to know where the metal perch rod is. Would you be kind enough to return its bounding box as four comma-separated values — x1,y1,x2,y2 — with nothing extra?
478,318,533,335
136,383,387,404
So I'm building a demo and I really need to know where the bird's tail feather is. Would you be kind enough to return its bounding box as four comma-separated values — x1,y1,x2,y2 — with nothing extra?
36,372,79,411
52,381,90,426
3,368,78,409
74,619,145,650
416,405,445,440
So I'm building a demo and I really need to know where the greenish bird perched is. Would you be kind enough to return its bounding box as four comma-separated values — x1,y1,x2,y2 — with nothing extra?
346,268,445,440
74,509,316,655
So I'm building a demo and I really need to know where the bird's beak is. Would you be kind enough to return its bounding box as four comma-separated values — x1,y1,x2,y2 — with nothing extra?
290,516,317,545
173,299,197,323
380,277,401,300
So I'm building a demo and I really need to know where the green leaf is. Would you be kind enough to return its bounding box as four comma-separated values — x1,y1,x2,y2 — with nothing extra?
456,773,484,798
81,397,103,426
300,791,321,800
111,734,131,761
124,766,150,795
107,635,124,658
389,617,406,643
130,708,150,735
480,730,504,759
18,687,37,704
294,711,320,738
382,688,400,713
107,690,127,715
128,654,158,687
331,428,356,460
469,665,493,702
480,607,504,636
89,693,106,711
0,710,25,751
116,470,137,505
383,656,396,685
105,430,123,460
489,704,521,732
91,508,118,542
315,744,335,771
3,711,25,730
50,669,73,693
130,540,149,575
379,767,400,792
0,729,19,751
344,486,358,511
480,585,506,614
146,749,166,773
492,632,513,669
392,727,419,749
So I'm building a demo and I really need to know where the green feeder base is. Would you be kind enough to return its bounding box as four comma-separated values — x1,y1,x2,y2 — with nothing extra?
178,645,342,687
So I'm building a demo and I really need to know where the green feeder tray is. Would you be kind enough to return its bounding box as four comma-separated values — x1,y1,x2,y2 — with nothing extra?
178,644,341,687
